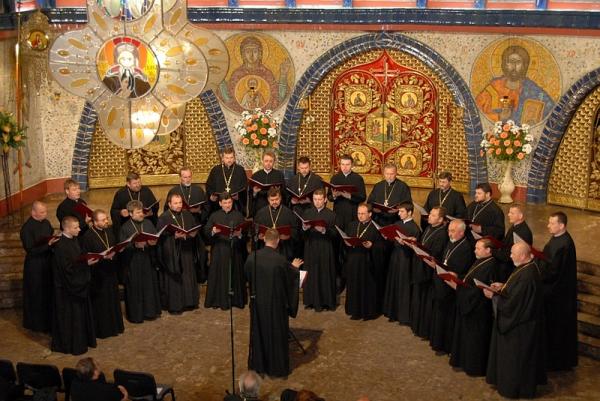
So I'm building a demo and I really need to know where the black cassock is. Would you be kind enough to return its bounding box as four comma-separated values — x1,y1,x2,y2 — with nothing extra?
249,168,286,216
422,187,467,229
254,204,299,262
467,200,505,241
410,224,448,339
493,221,533,281
110,186,159,238
245,246,299,378
81,227,124,339
206,163,249,215
166,184,209,283
20,217,54,332
486,261,546,399
382,218,421,324
450,256,499,376
367,179,412,227
327,171,366,231
51,235,96,355
343,220,381,320
204,209,248,309
56,197,89,236
119,219,161,323
157,210,200,313
430,237,474,354
541,232,578,371
285,172,323,216
301,206,337,311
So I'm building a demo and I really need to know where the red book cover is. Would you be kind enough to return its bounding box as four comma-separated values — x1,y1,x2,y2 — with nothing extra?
322,181,357,193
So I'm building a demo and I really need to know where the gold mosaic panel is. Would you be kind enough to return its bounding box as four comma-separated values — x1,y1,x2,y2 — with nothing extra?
297,49,469,190
548,86,600,210
88,97,219,188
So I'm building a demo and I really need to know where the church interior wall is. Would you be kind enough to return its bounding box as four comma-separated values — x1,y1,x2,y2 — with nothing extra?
1,17,600,208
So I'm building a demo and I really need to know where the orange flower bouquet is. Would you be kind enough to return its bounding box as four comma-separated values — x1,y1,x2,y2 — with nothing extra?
235,108,279,150
0,111,27,154
480,120,533,162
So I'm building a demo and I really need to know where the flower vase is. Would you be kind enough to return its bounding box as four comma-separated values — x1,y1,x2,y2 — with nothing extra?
498,161,515,204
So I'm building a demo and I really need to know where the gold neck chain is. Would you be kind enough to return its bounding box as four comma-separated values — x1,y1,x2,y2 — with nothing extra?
298,173,311,195
384,181,396,207
463,256,493,282
438,188,451,207
501,260,537,293
356,221,371,238
92,227,110,250
443,237,467,265
179,184,192,203
169,210,184,229
268,206,282,228
472,200,492,221
127,187,140,201
422,224,444,245
222,164,235,192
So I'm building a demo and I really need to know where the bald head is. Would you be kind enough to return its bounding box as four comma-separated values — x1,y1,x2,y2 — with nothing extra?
31,201,48,221
510,241,532,266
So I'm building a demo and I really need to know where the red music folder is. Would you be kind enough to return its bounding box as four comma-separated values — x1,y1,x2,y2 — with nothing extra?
294,211,327,229
142,200,160,214
335,226,367,247
213,220,252,236
371,201,400,213
257,224,292,236
73,202,93,219
322,181,357,193
165,224,203,236
248,178,283,190
435,264,467,287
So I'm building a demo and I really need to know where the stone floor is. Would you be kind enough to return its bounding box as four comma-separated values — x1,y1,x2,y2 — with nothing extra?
1,287,599,401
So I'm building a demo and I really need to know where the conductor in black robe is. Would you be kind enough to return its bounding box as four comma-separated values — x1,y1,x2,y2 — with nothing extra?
450,238,499,376
204,193,248,309
80,209,124,339
540,211,578,371
467,183,505,241
422,171,467,228
485,242,546,399
110,172,159,239
343,203,380,320
56,178,91,236
301,189,337,311
410,207,448,339
382,203,421,324
254,187,298,262
51,216,97,355
157,193,201,314
249,150,286,217
285,156,324,216
493,204,533,281
367,163,412,227
119,200,162,323
427,219,474,354
206,147,249,216
245,228,303,378
20,201,58,333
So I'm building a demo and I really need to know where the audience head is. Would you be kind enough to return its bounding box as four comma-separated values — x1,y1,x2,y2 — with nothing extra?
510,241,532,266
238,371,261,400
428,206,446,226
64,179,81,200
548,211,568,236
312,188,326,209
398,202,413,220
448,219,466,241
475,238,494,259
75,357,100,381
168,193,183,213
219,193,234,212
297,156,311,176
508,203,526,225
92,209,109,230
295,389,324,401
264,228,280,248
382,163,397,184
262,150,276,171
267,187,282,208
221,147,236,167
357,203,372,223
62,216,81,237
437,171,453,191
339,154,353,175
127,200,145,222
31,200,48,221
179,167,193,186
474,183,493,202
126,172,142,192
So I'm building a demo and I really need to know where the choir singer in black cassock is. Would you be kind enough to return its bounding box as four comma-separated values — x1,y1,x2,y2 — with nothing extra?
20,201,58,333
410,206,448,339
206,147,249,216
245,228,303,378
119,200,162,323
450,238,499,377
301,188,337,311
254,187,298,262
81,209,124,339
484,242,546,399
204,193,248,310
493,204,533,281
467,183,505,241
422,171,466,228
56,179,91,236
249,150,286,217
540,211,578,371
110,172,159,238
51,216,97,355
343,203,380,320
382,203,421,325
327,154,366,231
157,193,200,314
425,219,473,354
285,156,323,216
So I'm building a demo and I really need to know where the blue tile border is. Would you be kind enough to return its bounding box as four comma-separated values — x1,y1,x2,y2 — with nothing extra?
6,7,598,31
278,32,486,193
526,67,600,204
200,90,232,153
